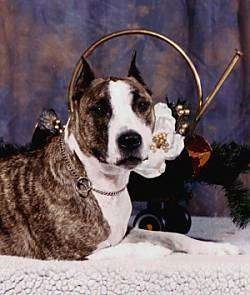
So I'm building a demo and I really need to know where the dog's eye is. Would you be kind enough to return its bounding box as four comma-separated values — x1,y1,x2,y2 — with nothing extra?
137,101,151,113
89,100,111,116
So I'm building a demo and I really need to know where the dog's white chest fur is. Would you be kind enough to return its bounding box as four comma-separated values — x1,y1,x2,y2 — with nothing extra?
65,131,132,250
65,124,133,250
94,189,132,249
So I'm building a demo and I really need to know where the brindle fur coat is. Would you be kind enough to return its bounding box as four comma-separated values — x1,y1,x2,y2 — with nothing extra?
0,136,110,260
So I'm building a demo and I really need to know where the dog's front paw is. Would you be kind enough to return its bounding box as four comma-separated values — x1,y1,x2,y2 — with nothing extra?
206,242,240,255
189,241,240,255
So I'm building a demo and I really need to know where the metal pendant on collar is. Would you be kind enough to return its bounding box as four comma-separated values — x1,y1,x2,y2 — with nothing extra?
76,177,92,196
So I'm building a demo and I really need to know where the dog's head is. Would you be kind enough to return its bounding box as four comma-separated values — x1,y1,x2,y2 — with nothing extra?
66,52,155,170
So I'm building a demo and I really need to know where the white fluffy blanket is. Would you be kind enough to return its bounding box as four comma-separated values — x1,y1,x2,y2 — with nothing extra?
0,217,249,295
0,254,249,294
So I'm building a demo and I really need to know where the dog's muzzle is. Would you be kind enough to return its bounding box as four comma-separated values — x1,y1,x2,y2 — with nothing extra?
116,130,144,169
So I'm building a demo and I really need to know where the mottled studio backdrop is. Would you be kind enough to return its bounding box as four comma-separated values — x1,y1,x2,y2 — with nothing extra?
0,0,249,215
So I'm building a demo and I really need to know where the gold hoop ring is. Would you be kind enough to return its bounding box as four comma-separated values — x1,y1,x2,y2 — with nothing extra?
68,29,203,115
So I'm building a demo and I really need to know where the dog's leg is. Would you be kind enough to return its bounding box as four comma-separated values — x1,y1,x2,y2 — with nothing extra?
123,228,240,255
87,241,172,260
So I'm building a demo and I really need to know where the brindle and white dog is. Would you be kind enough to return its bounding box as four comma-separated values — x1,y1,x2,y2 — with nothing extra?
0,53,239,260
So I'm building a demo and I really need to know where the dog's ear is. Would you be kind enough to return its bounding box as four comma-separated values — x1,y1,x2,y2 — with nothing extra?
72,57,95,101
128,51,152,95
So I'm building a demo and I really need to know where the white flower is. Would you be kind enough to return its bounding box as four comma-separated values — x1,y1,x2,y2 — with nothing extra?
134,102,185,178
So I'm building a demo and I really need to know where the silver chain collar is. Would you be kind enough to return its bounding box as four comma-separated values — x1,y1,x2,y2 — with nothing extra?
59,135,127,197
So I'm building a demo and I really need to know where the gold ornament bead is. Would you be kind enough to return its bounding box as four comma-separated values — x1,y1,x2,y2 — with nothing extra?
177,109,185,116
182,123,188,129
55,119,61,124
179,128,185,135
176,105,183,111
54,125,59,130
184,109,190,115
59,129,63,134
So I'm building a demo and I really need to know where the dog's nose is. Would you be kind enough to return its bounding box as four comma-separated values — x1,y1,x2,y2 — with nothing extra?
117,131,142,151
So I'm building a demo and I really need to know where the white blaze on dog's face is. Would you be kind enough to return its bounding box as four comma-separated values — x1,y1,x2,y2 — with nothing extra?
107,79,153,168
67,52,155,170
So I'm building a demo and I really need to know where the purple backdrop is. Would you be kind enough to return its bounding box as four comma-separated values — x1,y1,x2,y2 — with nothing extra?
0,0,249,216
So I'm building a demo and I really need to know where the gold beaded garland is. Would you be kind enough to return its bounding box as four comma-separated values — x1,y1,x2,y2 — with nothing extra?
176,103,190,117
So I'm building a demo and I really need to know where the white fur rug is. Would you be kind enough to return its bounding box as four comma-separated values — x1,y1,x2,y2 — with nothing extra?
0,217,249,295
0,253,249,294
